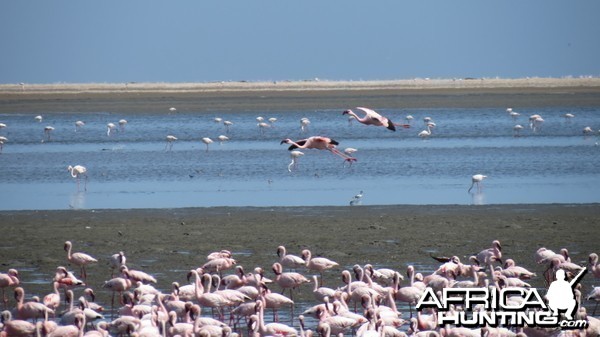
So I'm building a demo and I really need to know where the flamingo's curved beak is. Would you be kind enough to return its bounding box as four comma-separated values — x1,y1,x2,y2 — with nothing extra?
342,110,351,115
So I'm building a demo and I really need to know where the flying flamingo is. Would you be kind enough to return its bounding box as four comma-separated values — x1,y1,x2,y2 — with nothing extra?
468,174,487,193
165,135,177,151
288,150,304,172
342,107,410,131
280,136,356,163
67,165,88,191
64,240,98,280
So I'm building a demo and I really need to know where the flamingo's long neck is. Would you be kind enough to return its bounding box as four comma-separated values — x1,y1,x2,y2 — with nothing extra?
66,244,73,260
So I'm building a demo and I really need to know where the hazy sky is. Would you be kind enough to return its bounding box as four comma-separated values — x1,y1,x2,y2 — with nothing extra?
1,1,599,84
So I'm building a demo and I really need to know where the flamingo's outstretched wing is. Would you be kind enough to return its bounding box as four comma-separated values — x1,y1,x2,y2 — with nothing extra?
356,107,396,131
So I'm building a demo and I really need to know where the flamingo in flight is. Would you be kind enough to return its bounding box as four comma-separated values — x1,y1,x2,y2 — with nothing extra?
342,107,410,131
280,136,356,162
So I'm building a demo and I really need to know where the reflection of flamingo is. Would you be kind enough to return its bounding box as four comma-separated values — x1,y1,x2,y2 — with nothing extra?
468,174,487,193
288,150,304,172
342,107,410,131
67,165,88,191
64,240,97,280
165,135,177,151
281,137,356,162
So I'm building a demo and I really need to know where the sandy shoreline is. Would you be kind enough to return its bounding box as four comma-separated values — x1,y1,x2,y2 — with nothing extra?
2,77,600,113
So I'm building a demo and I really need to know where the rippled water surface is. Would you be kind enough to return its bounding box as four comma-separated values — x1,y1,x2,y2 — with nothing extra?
1,106,599,210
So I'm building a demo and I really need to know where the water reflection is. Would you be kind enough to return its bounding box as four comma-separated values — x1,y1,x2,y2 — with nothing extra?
69,191,86,209
470,191,486,205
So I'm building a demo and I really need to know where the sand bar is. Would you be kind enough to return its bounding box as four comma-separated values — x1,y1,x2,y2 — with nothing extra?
1,77,600,113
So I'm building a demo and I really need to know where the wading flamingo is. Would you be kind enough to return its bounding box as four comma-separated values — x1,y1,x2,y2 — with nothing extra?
165,135,177,151
67,165,88,191
468,174,487,193
277,246,305,270
74,121,85,132
0,269,19,307
106,123,117,136
64,241,97,280
281,137,356,163
44,126,55,141
288,150,304,172
201,137,213,152
342,107,410,131
301,249,339,286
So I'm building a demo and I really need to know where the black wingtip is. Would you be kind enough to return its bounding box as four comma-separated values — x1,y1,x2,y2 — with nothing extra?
387,120,396,131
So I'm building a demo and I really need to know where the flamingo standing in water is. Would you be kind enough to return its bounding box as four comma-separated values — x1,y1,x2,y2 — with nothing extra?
0,269,19,307
300,118,311,133
106,123,117,136
67,165,88,191
64,241,97,280
301,249,339,286
201,137,213,152
418,123,434,138
74,121,85,132
287,150,304,172
44,126,55,141
0,136,7,153
165,135,177,151
468,174,487,193
342,107,410,131
280,137,356,163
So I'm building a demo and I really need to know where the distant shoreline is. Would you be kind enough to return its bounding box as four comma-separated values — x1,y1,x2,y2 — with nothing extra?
2,77,600,113
2,77,600,94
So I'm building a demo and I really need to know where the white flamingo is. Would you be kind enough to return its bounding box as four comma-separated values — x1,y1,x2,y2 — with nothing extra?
201,137,213,152
165,135,177,151
468,174,487,193
288,150,304,172
67,165,88,191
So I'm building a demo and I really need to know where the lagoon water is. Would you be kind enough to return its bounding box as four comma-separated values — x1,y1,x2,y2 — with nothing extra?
1,106,599,210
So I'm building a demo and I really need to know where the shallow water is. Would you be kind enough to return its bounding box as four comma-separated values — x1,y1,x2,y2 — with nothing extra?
1,107,599,210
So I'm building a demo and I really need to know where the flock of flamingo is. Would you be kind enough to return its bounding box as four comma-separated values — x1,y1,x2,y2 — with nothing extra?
1,239,600,336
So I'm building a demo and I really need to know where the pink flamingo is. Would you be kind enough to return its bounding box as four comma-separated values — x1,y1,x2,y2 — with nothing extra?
119,265,157,284
394,266,424,318
589,253,600,279
342,107,410,131
499,259,537,280
102,271,132,313
281,137,357,162
0,268,19,307
189,269,233,320
301,249,339,286
249,299,298,336
0,310,37,336
201,257,237,276
63,241,97,280
271,262,310,302
14,287,54,321
276,246,305,271
42,281,61,313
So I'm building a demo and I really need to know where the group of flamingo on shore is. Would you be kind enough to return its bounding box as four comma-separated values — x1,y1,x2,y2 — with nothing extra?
1,238,600,336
